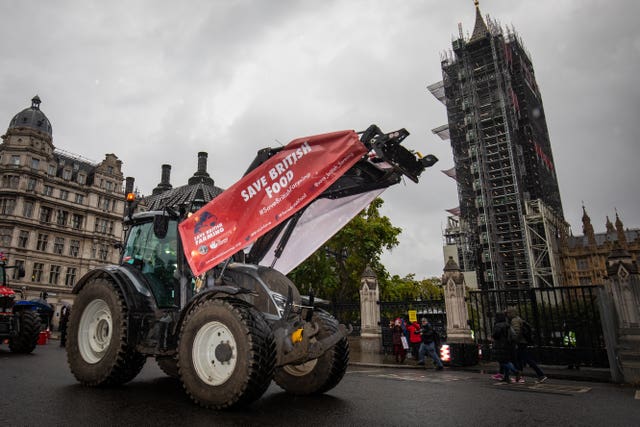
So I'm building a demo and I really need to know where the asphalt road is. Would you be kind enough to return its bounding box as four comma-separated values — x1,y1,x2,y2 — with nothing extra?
2,343,639,426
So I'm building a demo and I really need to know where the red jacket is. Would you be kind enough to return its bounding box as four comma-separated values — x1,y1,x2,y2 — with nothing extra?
407,322,422,344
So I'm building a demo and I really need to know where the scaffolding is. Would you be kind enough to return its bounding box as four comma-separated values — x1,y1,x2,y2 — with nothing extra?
431,6,564,290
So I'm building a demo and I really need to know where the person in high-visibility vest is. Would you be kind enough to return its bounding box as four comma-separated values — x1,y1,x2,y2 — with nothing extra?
563,328,578,369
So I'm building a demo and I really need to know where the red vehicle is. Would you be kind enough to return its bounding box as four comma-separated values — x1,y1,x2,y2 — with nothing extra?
0,253,41,353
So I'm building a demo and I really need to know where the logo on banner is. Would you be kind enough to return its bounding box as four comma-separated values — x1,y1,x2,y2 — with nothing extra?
194,212,218,234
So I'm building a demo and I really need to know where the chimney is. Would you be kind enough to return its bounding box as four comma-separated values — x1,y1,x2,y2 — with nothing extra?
152,164,173,195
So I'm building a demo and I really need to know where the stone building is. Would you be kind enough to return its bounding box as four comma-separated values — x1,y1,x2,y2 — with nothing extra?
0,96,126,311
561,207,640,286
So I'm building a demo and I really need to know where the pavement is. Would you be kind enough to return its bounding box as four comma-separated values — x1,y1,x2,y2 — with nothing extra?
347,341,613,384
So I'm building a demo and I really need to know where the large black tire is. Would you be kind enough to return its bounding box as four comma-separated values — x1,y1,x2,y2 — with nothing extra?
66,279,146,386
156,356,179,379
274,309,349,395
177,298,275,409
8,311,41,354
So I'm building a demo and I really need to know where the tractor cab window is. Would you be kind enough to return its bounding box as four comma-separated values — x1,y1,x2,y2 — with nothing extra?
122,218,178,307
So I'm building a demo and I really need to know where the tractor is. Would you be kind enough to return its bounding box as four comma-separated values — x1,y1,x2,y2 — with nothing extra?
0,253,42,353
66,125,437,409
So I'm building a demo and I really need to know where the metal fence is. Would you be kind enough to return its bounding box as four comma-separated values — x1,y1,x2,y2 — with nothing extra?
468,285,608,368
378,299,446,355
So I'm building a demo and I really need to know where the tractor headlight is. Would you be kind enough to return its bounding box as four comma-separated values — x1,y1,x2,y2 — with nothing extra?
271,292,287,318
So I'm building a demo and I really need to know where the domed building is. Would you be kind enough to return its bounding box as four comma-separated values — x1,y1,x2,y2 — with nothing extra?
0,96,127,324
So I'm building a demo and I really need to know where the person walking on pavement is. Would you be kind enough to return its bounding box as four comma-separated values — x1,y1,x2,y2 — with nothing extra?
59,305,71,347
505,307,547,384
491,312,518,383
391,318,407,363
416,317,443,370
406,320,422,360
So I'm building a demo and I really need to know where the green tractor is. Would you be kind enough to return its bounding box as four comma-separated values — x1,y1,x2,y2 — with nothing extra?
66,125,437,409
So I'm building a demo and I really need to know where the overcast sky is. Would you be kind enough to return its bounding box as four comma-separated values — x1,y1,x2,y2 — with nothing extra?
1,0,639,280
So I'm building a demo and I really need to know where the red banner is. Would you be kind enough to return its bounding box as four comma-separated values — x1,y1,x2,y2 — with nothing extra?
178,129,367,276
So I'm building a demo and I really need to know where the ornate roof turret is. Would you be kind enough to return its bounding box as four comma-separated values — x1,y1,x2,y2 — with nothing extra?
469,1,489,43
581,205,596,246
606,216,615,233
615,211,627,247
8,95,53,138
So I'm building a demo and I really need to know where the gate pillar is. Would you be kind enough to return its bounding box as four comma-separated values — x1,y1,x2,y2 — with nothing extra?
359,265,381,353
442,257,477,365
606,246,640,384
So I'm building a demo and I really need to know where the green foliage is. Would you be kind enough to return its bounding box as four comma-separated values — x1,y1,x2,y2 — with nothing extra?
288,198,403,303
380,274,442,301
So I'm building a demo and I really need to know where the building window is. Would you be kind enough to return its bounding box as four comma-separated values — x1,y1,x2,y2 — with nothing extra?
49,265,61,285
0,198,16,215
98,244,109,261
577,259,589,271
69,240,80,257
22,200,34,218
77,174,86,184
47,164,56,176
56,210,68,226
63,169,72,180
11,155,20,166
71,214,84,230
107,165,114,175
36,233,49,251
53,237,65,255
39,206,52,223
2,175,20,189
31,157,40,170
65,267,77,287
32,263,44,282
105,181,113,191
75,193,84,204
18,231,29,248
59,190,69,200
26,177,37,191
43,185,53,196
0,227,11,247
12,260,25,280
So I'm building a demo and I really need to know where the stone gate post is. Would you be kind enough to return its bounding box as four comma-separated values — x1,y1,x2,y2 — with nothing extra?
442,257,477,365
606,246,640,384
359,265,381,353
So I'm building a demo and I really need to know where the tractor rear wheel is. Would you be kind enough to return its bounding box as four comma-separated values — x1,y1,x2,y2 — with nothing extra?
8,311,41,354
274,309,349,395
156,356,179,379
66,279,146,386
177,298,275,409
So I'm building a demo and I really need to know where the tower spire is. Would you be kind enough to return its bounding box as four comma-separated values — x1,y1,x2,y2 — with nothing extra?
469,0,489,42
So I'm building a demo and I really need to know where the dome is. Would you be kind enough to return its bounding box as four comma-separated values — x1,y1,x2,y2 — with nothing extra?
8,95,52,137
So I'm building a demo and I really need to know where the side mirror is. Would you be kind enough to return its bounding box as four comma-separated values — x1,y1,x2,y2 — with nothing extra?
154,215,169,239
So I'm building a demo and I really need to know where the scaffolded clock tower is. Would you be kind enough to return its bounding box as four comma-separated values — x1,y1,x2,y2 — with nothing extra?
430,2,567,290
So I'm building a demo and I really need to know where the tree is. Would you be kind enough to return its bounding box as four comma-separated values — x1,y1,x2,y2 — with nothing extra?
381,274,442,301
288,198,401,303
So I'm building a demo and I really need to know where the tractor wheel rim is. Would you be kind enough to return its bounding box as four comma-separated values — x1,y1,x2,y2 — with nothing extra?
192,321,237,386
282,358,318,376
78,299,112,364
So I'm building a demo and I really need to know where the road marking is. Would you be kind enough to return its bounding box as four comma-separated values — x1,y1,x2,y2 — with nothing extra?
367,372,473,383
493,381,591,395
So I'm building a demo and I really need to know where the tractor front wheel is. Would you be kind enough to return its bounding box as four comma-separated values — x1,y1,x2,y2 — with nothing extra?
66,279,146,386
8,310,41,354
177,298,275,409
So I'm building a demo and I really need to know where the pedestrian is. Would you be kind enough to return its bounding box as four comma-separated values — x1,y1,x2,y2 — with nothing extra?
416,317,444,370
59,305,70,347
491,312,518,383
391,318,407,363
563,323,578,370
406,320,422,360
505,307,547,384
